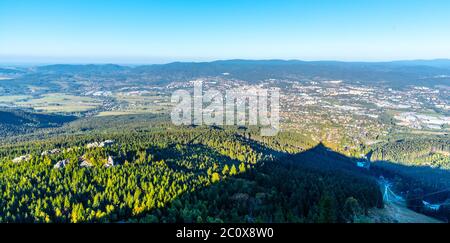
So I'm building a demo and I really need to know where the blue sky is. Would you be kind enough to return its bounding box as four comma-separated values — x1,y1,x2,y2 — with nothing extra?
1,0,450,64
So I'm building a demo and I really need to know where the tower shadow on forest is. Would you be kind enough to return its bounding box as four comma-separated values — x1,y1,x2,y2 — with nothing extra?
127,140,450,223
131,142,386,223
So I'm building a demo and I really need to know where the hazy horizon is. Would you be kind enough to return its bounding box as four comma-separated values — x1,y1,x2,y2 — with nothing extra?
2,56,450,67
2,0,450,64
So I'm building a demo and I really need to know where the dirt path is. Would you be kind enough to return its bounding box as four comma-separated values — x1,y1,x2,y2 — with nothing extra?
368,180,443,223
381,201,442,223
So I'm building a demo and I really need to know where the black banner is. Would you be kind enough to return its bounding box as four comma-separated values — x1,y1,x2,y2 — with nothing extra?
1,223,445,242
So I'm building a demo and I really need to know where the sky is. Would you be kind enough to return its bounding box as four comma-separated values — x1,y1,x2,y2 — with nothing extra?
1,0,450,64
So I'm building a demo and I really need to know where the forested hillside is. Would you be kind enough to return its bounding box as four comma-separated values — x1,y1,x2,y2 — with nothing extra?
0,109,76,138
368,137,450,220
0,126,382,223
370,137,450,169
135,145,382,223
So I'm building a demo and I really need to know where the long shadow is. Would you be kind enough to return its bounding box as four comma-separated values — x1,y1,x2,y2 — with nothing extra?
284,143,370,175
294,143,450,205
308,145,450,220
117,139,450,223
131,143,385,223
370,160,450,202
368,160,450,222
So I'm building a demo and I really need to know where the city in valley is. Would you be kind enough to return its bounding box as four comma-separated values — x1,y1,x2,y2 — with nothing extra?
1,0,449,227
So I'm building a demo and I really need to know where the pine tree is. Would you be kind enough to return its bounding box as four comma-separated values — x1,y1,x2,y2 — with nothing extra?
71,203,85,223
239,162,246,173
211,173,220,183
222,165,229,176
229,164,237,176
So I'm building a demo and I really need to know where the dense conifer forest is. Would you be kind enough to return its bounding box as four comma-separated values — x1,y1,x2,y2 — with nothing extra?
0,113,448,222
0,120,385,223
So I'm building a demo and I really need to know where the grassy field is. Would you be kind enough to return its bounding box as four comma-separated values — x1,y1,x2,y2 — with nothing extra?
14,93,101,113
104,92,172,116
96,111,144,117
115,92,170,104
1,92,172,116
0,95,32,103
96,108,170,117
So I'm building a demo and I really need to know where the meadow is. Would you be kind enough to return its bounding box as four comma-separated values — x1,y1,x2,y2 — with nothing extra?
13,93,101,113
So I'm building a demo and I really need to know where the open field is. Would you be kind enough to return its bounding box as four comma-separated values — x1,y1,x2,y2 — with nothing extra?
14,93,101,113
96,108,170,117
0,95,33,103
111,92,172,115
96,111,145,117
115,92,171,104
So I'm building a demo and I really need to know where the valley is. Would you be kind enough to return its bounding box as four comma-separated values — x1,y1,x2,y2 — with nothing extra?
0,61,449,223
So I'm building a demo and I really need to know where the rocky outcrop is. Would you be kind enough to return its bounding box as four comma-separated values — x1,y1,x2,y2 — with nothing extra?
54,159,70,169
12,155,31,164
41,149,61,156
86,140,115,149
79,158,93,167
104,156,114,168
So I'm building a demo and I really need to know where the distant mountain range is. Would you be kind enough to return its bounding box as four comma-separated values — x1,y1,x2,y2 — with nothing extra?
3,59,450,87
0,67,26,75
388,59,450,69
